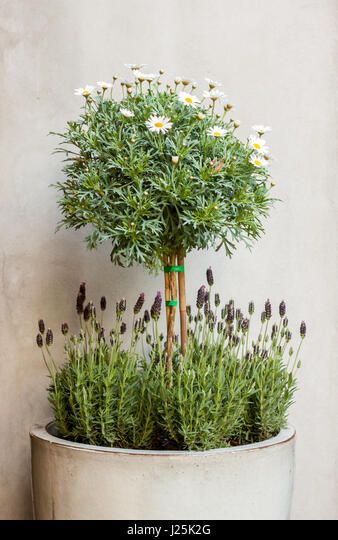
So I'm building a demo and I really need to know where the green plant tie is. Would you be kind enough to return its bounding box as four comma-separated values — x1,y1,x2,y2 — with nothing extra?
163,265,184,273
166,300,178,307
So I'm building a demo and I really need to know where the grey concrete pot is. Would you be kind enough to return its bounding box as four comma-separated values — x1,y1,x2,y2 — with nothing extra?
30,420,295,520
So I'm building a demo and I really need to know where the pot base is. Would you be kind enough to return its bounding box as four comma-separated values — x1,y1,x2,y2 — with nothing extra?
30,421,295,520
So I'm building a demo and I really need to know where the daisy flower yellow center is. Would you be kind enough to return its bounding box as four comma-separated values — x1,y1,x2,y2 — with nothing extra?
249,136,269,155
207,126,227,138
250,153,268,168
178,92,200,108
146,115,173,134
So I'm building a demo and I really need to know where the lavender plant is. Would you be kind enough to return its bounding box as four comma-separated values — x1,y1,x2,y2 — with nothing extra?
36,271,306,450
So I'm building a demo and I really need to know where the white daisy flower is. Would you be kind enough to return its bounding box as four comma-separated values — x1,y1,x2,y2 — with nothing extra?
249,136,270,155
134,71,156,82
144,73,157,82
125,63,146,71
252,125,272,136
97,81,113,90
205,78,222,88
203,89,225,100
207,126,227,138
250,154,269,168
145,115,173,134
120,108,135,118
178,92,200,108
74,85,95,97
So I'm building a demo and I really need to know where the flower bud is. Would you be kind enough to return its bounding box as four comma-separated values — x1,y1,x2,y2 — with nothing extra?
196,285,206,309
38,319,45,334
265,299,272,320
61,323,69,336
119,298,127,313
76,293,85,315
134,293,145,314
83,303,91,321
134,318,141,333
171,156,179,165
36,334,43,348
209,321,216,332
100,296,107,311
241,318,249,333
204,301,209,317
120,322,127,335
261,311,266,324
285,330,292,342
186,305,191,317
279,301,286,318
236,308,243,321
206,267,214,287
300,321,306,338
150,291,162,321
227,305,234,323
197,112,205,121
248,302,255,316
271,323,278,338
46,329,53,347
79,282,86,297
214,293,220,307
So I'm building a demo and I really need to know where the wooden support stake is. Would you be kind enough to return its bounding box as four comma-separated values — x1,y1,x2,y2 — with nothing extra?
166,253,177,369
177,249,187,355
163,255,170,334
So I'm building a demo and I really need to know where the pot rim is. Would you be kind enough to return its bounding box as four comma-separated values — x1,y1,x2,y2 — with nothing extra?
30,419,295,457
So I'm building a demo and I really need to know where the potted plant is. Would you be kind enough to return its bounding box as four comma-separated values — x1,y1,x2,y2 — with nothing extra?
31,66,306,520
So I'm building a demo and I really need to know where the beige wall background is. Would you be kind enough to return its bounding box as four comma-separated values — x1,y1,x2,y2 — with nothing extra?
0,0,337,520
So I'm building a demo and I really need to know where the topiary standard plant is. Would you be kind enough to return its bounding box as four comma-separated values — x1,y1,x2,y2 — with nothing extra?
52,65,275,358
